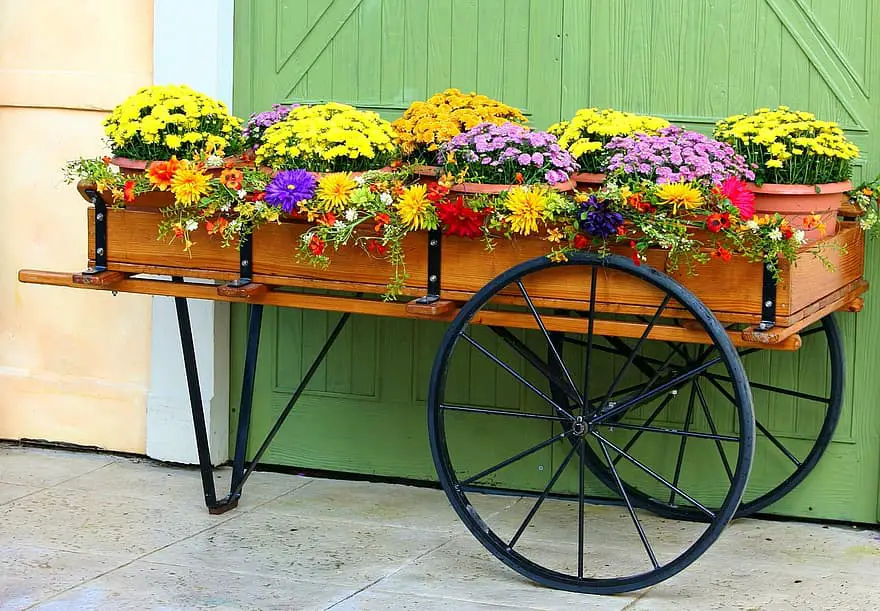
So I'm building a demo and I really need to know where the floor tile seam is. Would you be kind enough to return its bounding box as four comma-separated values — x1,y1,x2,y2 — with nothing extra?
0,458,119,489
22,506,244,610
330,588,546,610
244,507,465,534
322,536,459,609
619,585,655,610
0,486,50,507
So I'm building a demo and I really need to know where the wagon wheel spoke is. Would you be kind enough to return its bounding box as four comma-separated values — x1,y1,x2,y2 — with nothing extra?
460,331,575,421
440,403,568,422
508,439,581,550
592,431,716,518
597,436,660,569
488,326,581,407
516,281,582,405
694,379,735,483
596,295,673,413
460,431,569,486
581,267,599,414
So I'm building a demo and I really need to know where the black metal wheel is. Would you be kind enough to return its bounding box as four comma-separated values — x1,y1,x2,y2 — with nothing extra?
427,253,755,595
566,315,843,521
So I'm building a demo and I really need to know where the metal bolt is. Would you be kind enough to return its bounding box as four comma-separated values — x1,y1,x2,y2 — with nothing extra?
96,248,104,255
764,300,773,307
671,389,678,396
241,259,250,267
429,239,439,247
96,213,105,221
429,274,438,283
766,264,773,271
538,465,544,471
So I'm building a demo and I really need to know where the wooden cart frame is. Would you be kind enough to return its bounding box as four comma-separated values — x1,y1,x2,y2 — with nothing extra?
18,187,868,594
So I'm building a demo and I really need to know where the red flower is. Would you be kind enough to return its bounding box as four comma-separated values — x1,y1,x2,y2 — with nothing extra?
628,193,655,214
573,234,590,250
245,191,266,202
367,240,389,256
101,156,112,166
720,177,755,220
173,226,185,238
514,172,524,185
712,246,732,262
630,240,641,266
373,213,391,232
205,217,229,235
705,212,730,233
436,196,485,238
308,235,326,256
123,180,136,203
320,212,337,226
781,225,794,240
427,183,449,203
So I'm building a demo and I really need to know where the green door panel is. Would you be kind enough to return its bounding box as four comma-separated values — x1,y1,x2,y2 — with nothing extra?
232,0,880,523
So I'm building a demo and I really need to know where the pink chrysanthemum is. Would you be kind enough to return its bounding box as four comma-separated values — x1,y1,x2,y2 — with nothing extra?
720,176,755,220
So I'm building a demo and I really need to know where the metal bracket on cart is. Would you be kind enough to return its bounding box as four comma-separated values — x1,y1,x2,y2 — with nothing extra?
406,229,455,316
757,263,777,331
72,189,126,287
218,234,267,298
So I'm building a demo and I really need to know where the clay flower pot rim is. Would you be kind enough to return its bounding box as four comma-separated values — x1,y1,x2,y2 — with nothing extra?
745,181,852,195
449,179,575,194
411,164,441,176
110,155,249,170
572,172,607,183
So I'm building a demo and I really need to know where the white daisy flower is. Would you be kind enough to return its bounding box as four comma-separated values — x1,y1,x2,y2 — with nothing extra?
205,154,224,168
354,175,366,186
344,208,358,222
795,229,806,244
237,189,247,199
185,219,199,231
746,220,760,231
380,192,393,206
769,228,783,241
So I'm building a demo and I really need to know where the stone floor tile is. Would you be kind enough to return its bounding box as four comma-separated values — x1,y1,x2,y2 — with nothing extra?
0,544,127,611
31,561,358,611
0,486,228,558
0,482,41,505
0,444,117,487
144,510,453,589
372,536,635,610
256,478,518,533
330,589,539,610
56,457,312,511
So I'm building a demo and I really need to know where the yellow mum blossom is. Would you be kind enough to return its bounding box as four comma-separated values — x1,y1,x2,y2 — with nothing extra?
394,184,435,230
656,182,704,214
317,173,358,211
170,161,211,205
504,186,548,236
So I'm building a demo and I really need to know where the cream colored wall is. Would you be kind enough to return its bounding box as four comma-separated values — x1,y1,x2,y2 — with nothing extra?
0,0,154,451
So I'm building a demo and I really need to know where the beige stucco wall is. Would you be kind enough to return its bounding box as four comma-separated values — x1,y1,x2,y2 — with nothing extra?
0,0,154,451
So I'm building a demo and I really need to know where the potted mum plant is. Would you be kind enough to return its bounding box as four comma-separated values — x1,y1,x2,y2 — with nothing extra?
255,102,397,176
714,106,860,239
392,89,527,179
103,84,243,170
241,102,299,152
549,108,669,189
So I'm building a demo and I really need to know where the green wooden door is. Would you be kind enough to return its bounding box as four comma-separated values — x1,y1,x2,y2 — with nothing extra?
232,0,880,523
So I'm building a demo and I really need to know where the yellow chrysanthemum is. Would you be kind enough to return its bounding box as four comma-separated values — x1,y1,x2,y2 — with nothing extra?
394,184,434,230
656,182,703,214
317,173,358,210
504,187,548,236
170,162,211,205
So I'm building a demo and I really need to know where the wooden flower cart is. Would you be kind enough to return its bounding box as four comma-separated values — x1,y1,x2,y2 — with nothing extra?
18,184,868,595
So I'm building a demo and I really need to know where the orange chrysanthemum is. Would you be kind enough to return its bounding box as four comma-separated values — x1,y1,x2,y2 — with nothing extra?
147,156,182,191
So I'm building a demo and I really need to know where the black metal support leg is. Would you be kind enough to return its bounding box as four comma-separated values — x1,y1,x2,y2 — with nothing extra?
173,278,234,514
229,303,264,498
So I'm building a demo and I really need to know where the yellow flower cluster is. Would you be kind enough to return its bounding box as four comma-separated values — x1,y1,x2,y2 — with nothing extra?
103,85,241,160
549,109,669,168
392,89,527,160
502,186,551,236
714,107,859,165
255,103,397,172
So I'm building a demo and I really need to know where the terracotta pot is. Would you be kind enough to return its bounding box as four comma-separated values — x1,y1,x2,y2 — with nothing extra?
572,172,606,193
746,181,851,241
411,164,441,185
110,155,251,177
449,179,575,195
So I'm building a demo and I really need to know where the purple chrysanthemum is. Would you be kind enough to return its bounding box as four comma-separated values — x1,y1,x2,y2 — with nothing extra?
243,103,300,147
578,195,624,238
265,169,316,213
604,126,754,185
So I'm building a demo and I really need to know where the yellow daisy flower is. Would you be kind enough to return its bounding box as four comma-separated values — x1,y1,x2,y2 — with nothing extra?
655,182,703,214
394,184,435,230
170,162,211,205
504,186,548,236
317,173,358,210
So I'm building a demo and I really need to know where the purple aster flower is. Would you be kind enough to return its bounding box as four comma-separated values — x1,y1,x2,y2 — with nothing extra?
265,169,316,213
517,153,533,166
243,103,299,146
531,152,545,166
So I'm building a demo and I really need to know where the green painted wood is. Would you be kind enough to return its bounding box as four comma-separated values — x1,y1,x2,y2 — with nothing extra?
231,0,880,524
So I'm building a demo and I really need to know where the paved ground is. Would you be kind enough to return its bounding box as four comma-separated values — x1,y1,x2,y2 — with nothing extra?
0,443,878,610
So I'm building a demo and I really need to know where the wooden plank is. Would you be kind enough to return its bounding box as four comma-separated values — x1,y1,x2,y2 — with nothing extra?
787,223,865,314
72,270,127,286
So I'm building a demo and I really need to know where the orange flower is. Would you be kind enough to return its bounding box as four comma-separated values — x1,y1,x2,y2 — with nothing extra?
123,180,136,203
220,168,243,190
308,235,326,256
373,213,391,232
712,246,732,262
148,156,182,191
514,172,524,185
205,217,229,235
